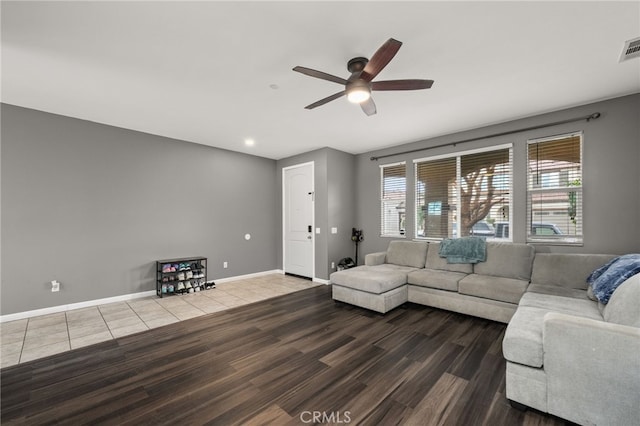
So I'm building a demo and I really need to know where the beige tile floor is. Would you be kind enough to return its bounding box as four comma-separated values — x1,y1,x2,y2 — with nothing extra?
0,274,320,369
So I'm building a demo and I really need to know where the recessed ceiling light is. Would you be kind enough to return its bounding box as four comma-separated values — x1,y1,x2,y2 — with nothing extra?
244,138,255,146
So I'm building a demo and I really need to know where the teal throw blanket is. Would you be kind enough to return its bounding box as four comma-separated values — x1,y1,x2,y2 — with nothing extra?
439,237,487,264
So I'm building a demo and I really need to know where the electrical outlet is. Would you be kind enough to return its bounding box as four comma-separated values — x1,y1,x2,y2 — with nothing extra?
223,261,228,269
331,262,335,269
51,280,60,292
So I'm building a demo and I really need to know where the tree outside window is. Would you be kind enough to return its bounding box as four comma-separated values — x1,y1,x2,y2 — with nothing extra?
415,146,512,239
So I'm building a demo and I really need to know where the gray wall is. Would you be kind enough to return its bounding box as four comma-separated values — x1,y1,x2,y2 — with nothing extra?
355,94,640,256
276,147,356,280
327,148,357,270
1,104,279,315
3,93,638,315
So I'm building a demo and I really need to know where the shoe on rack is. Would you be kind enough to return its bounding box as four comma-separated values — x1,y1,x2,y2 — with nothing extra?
162,264,172,273
177,272,185,281
186,271,193,279
168,284,174,293
185,281,193,290
177,282,185,292
161,284,168,294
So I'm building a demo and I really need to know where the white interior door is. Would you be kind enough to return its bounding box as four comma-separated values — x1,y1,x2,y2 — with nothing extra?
283,163,314,278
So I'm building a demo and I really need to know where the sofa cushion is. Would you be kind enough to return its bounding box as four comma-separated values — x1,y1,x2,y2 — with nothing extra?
530,253,615,290
330,265,411,295
603,273,640,327
386,240,429,268
425,242,473,273
503,301,603,368
526,284,591,301
459,274,528,304
407,268,468,292
473,242,535,281
518,292,603,319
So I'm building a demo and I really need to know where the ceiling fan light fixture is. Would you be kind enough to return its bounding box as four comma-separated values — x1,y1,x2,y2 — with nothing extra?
346,79,371,104
293,38,433,115
347,87,371,103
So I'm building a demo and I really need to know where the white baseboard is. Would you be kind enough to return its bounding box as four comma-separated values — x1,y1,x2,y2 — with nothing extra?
213,269,284,284
214,270,329,285
0,290,156,323
0,269,288,323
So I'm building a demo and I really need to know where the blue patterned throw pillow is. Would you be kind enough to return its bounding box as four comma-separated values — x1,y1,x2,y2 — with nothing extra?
587,254,640,304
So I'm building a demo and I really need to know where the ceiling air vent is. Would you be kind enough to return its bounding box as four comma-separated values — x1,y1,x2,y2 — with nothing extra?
619,36,640,62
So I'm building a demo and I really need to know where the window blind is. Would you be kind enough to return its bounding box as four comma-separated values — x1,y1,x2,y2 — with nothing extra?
415,145,512,240
460,149,511,237
380,162,406,236
527,133,583,244
415,157,456,239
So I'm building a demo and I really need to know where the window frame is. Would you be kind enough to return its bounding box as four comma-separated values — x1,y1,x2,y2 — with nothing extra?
526,132,583,246
379,161,407,238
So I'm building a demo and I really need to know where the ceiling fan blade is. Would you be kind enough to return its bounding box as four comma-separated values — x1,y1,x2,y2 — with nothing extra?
372,79,434,91
293,66,348,85
304,91,346,109
360,97,377,116
360,38,402,82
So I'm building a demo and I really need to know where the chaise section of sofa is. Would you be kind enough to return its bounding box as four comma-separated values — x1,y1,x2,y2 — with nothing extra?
330,240,428,313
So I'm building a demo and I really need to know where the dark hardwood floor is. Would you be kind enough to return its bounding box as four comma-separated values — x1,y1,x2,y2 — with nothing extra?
1,286,567,425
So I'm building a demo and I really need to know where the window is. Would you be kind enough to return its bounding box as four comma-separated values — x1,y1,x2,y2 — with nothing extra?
415,145,512,240
527,133,582,245
415,157,456,239
380,162,406,237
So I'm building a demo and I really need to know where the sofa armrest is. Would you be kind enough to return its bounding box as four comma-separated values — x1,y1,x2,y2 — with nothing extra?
365,252,387,266
543,312,640,425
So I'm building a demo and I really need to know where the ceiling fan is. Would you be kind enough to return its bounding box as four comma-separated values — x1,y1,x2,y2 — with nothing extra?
293,38,434,116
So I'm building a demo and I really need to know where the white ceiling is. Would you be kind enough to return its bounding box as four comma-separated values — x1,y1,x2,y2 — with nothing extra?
2,1,639,160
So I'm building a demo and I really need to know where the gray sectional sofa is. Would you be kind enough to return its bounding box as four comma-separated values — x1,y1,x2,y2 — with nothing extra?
329,240,640,426
331,240,534,322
